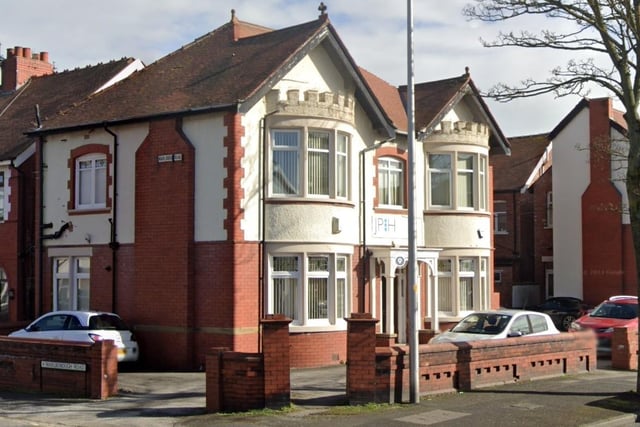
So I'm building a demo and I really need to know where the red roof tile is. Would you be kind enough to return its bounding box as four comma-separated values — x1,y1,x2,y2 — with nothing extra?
491,133,549,191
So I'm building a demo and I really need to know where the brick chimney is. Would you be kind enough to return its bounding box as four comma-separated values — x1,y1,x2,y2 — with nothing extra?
1,46,53,91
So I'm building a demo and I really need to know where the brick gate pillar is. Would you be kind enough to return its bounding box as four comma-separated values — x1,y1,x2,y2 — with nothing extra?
346,313,379,405
261,314,292,409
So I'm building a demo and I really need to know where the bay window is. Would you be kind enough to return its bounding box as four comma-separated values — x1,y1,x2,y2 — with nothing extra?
271,128,350,199
437,256,490,317
428,151,488,210
269,253,350,327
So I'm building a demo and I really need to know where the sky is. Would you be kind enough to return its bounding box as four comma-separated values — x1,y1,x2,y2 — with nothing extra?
0,0,617,137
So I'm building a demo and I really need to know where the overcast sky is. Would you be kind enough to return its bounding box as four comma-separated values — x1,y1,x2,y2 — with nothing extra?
0,0,617,136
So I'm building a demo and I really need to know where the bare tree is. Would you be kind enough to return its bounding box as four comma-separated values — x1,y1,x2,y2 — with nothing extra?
463,0,640,392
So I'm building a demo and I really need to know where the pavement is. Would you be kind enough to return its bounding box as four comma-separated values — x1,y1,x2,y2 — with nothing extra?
0,359,638,426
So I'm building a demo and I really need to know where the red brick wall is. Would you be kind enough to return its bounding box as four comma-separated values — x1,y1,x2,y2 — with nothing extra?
532,169,553,298
611,327,638,371
0,337,118,399
134,118,195,370
582,99,624,305
289,330,347,368
0,168,19,321
347,316,597,404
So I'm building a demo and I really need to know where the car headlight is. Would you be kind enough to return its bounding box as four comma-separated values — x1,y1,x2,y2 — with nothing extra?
569,321,582,331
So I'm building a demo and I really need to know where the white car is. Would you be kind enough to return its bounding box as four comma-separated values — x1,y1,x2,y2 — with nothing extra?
429,309,560,344
9,310,139,362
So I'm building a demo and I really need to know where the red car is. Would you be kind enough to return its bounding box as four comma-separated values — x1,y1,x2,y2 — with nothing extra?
569,295,638,354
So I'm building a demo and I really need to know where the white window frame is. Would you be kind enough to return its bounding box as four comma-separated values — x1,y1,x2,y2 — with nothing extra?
378,157,404,208
0,268,8,317
267,252,350,329
437,255,490,318
75,154,107,210
428,151,488,211
270,128,350,200
494,200,508,234
53,256,90,311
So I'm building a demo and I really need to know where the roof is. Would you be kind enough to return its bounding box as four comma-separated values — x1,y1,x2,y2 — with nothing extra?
358,67,408,131
491,133,550,191
549,97,627,140
400,73,510,154
0,58,139,160
34,13,393,138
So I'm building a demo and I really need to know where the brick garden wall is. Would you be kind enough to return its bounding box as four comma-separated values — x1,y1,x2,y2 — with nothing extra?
611,327,638,371
0,337,118,399
346,314,597,405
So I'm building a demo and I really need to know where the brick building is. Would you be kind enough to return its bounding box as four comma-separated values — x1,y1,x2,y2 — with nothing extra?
15,9,509,369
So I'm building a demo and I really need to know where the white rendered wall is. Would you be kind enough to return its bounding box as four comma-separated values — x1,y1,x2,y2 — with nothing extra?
552,108,590,298
42,124,147,247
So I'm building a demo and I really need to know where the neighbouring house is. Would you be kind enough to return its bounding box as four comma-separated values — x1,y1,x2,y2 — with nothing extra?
551,97,636,305
0,46,143,330
23,7,509,370
491,133,553,308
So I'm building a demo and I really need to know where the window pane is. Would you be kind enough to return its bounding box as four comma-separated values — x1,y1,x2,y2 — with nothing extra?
457,154,474,208
438,276,453,312
95,165,107,205
479,156,487,210
273,256,298,272
337,134,348,198
76,257,90,274
459,277,473,311
77,278,90,311
337,278,345,318
308,256,328,272
273,278,296,318
308,131,329,195
308,277,328,319
429,154,451,206
57,278,72,310
272,131,299,195
79,168,92,205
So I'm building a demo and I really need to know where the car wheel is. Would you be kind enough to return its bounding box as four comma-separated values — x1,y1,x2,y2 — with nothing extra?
561,315,576,331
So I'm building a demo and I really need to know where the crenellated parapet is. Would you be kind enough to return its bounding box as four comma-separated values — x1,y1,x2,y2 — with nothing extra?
266,89,355,124
425,120,490,147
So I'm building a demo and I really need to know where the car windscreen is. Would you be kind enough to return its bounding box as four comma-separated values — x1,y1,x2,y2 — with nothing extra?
88,314,129,330
450,313,511,335
590,302,638,320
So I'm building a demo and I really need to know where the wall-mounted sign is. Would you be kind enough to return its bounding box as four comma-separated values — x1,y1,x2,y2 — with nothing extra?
41,361,86,372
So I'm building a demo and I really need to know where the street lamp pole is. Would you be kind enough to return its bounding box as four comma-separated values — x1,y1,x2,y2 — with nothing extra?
406,0,420,404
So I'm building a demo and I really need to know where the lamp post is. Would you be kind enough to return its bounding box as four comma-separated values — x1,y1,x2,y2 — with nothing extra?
406,0,420,404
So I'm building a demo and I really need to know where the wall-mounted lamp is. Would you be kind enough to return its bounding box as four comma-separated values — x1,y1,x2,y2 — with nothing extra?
477,229,484,239
332,217,341,234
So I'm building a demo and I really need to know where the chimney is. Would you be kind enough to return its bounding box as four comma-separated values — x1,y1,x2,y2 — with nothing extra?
1,45,54,91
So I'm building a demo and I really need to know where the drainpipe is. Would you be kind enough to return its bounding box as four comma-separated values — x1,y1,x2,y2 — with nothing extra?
35,105,45,317
258,109,279,352
359,137,394,312
104,125,119,312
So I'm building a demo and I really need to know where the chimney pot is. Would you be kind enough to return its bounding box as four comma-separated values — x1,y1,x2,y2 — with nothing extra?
14,46,23,57
40,52,49,63
24,47,31,58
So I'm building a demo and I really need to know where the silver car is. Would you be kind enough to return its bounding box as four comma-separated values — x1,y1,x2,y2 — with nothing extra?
429,309,560,344
9,310,139,362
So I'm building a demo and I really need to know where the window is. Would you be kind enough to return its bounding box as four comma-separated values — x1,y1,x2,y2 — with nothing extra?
269,253,350,327
459,258,475,311
0,268,8,318
428,154,451,207
271,129,349,199
545,191,553,228
53,257,90,311
494,200,507,233
437,256,490,317
437,259,453,313
428,152,488,210
0,170,5,221
76,154,106,209
378,157,404,207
